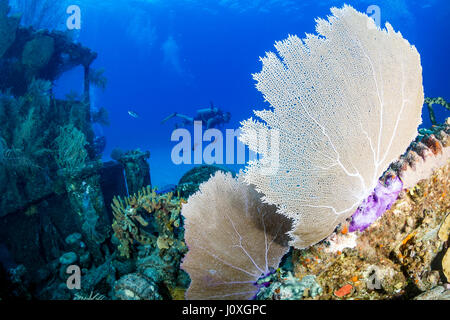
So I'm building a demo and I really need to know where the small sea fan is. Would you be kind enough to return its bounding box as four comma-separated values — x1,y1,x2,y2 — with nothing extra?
181,171,291,299
53,124,88,173
74,291,106,300
239,5,424,248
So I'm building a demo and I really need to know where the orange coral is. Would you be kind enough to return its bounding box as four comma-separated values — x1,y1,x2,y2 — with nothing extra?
334,284,353,298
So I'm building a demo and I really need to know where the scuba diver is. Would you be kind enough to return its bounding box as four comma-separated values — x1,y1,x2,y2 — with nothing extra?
161,102,231,129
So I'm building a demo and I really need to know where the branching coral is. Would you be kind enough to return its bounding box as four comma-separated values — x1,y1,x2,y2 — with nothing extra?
111,186,185,259
111,186,188,298
239,5,424,249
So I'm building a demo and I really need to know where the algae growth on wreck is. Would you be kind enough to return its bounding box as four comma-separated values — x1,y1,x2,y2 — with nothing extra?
0,0,449,303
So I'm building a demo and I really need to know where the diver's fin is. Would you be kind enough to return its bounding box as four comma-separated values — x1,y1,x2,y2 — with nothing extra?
161,112,177,124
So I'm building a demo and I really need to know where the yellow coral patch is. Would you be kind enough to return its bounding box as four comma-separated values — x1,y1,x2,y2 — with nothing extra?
439,214,450,242
443,249,450,282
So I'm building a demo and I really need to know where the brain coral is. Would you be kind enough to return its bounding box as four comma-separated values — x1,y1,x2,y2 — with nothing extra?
181,171,291,299
239,5,424,248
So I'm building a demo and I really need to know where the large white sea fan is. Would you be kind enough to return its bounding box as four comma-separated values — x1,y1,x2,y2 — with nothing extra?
239,5,424,248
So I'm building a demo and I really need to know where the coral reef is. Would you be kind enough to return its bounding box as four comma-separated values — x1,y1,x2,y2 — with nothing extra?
256,270,322,300
173,110,447,301
290,159,449,300
0,1,447,303
178,7,446,300
181,172,291,300
239,5,424,249
111,186,188,298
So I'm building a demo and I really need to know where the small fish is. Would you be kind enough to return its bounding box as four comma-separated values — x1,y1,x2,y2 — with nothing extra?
155,184,177,195
128,110,139,118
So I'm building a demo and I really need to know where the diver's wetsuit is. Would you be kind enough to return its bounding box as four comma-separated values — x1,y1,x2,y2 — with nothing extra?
194,107,225,129
162,106,230,129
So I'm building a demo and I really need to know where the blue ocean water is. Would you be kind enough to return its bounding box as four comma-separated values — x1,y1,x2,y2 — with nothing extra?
46,0,450,187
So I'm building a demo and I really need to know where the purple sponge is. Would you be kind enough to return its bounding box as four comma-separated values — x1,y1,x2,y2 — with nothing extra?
349,176,403,232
